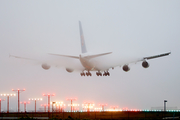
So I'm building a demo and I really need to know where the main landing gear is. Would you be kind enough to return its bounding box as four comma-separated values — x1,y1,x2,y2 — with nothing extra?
96,71,110,76
96,71,102,76
103,71,110,76
80,71,92,76
81,71,110,76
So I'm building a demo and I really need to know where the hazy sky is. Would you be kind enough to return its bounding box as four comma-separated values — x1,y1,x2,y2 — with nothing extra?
0,0,180,111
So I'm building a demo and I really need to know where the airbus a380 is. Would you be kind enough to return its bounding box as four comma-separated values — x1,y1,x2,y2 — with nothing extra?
11,21,171,76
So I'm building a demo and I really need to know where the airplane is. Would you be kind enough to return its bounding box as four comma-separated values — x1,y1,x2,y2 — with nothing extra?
10,21,171,76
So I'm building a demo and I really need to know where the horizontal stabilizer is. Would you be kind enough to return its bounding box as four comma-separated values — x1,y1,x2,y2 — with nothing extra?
48,53,79,59
84,52,112,59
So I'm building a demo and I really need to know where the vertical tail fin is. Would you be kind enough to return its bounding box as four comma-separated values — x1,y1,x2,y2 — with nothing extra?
79,21,87,53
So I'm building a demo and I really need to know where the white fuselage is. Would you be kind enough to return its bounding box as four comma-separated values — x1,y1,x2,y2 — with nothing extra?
79,54,98,71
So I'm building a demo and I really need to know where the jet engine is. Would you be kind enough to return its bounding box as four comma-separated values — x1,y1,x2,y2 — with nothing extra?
41,63,51,70
66,68,74,73
142,61,149,68
122,65,130,72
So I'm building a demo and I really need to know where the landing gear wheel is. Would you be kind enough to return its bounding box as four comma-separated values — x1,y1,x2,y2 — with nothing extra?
96,71,102,76
103,71,110,76
86,71,92,76
80,72,85,76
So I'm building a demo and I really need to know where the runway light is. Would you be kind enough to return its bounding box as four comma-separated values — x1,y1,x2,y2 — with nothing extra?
43,93,55,112
21,101,30,112
12,88,26,113
94,108,102,111
41,104,47,112
99,104,108,111
29,98,43,112
110,106,118,111
82,102,95,113
0,93,16,113
66,98,77,117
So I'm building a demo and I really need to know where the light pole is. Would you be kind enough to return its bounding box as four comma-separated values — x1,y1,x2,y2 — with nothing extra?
12,89,25,112
0,94,16,113
164,100,167,111
29,98,42,112
110,106,118,111
41,104,47,112
82,102,95,116
66,98,77,117
68,103,79,112
0,99,5,113
51,102,56,112
43,94,55,112
53,102,65,112
57,102,65,112
99,104,108,111
20,101,30,112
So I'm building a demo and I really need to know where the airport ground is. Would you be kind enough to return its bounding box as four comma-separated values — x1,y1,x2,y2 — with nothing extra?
0,111,180,120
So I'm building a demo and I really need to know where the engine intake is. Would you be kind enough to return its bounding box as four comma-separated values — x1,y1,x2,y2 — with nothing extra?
41,64,51,70
142,61,149,68
123,65,130,72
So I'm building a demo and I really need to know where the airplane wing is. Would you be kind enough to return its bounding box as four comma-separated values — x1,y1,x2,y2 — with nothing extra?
114,52,171,70
125,52,171,65
9,53,83,71
9,54,38,61
143,52,171,60
100,52,171,71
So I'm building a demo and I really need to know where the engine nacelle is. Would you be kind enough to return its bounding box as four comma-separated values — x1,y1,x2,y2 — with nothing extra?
66,68,74,73
142,61,149,68
122,65,130,72
41,63,51,70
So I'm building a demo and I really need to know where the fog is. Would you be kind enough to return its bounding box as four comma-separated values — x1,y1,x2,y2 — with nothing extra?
0,0,179,111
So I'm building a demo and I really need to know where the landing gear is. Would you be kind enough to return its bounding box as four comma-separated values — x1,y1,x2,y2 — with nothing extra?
96,71,102,76
80,71,92,76
96,71,110,76
86,71,92,76
80,72,85,76
80,71,110,76
103,71,110,76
